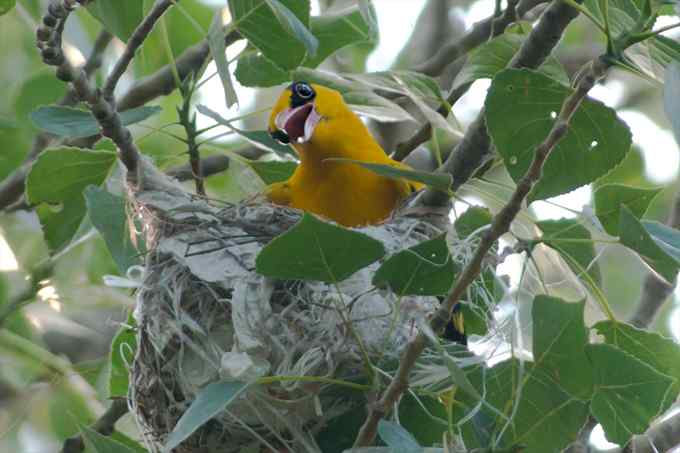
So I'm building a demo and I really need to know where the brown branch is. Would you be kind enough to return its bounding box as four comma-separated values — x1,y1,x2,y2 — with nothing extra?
628,183,680,328
61,398,129,453
352,56,611,448
413,0,547,77
103,0,176,101
166,147,266,181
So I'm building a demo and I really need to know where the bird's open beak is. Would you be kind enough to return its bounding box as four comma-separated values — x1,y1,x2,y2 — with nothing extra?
274,103,322,144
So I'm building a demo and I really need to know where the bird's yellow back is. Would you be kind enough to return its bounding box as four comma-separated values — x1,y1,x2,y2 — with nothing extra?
266,82,421,227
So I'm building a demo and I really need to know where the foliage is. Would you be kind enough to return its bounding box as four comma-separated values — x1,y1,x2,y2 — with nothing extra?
1,0,680,452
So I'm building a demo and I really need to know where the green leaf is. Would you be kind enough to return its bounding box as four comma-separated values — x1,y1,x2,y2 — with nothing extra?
454,206,492,239
196,104,295,157
107,313,136,398
536,219,602,286
594,320,680,411
31,105,162,138
164,380,248,452
455,32,569,88
454,360,589,453
228,0,310,71
587,343,675,445
399,394,448,447
326,158,451,192
486,69,632,201
80,425,137,453
664,63,680,144
256,213,385,282
13,70,68,129
532,295,593,398
619,205,680,284
265,0,318,56
593,184,661,236
249,160,297,184
378,420,423,453
25,147,117,252
85,186,142,275
372,235,455,296
208,12,238,108
235,6,374,87
86,1,143,42
0,0,16,15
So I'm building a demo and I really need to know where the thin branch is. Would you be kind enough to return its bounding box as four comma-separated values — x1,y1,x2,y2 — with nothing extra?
61,398,129,453
0,261,53,330
628,182,680,328
352,56,611,448
103,0,176,101
166,147,266,181
413,0,547,76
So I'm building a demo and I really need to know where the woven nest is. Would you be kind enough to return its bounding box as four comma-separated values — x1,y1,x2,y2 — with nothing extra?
127,163,495,453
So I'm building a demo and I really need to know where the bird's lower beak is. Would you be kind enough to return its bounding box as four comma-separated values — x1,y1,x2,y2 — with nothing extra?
274,103,321,144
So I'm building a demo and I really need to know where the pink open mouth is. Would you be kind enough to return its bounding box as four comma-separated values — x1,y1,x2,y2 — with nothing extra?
275,103,321,144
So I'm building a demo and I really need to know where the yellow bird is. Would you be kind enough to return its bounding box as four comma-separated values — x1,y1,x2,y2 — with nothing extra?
266,81,422,227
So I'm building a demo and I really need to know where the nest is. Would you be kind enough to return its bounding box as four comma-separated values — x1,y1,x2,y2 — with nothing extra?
127,163,495,453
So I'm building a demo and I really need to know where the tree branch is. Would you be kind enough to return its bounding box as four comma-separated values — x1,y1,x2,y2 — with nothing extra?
103,0,176,101
60,398,129,453
166,147,266,181
352,56,611,448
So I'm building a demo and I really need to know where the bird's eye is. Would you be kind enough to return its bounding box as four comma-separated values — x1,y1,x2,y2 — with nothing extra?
295,82,315,100
270,129,290,145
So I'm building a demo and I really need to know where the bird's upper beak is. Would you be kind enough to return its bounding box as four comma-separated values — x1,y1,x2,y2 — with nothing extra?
274,102,322,144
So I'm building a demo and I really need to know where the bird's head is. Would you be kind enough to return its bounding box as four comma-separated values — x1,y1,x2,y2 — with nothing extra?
268,81,348,147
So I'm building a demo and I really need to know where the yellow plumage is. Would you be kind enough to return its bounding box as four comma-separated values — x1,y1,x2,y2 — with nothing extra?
266,82,422,227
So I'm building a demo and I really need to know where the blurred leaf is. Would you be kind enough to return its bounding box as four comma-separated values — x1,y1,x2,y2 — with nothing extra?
619,205,680,284
536,219,602,286
249,160,297,184
377,420,422,453
109,432,149,453
358,0,379,38
453,359,589,453
256,213,385,282
373,235,456,296
327,159,451,192
235,6,373,87
664,62,680,144
81,425,137,453
594,184,661,236
164,380,248,452
85,186,142,275
486,69,632,201
13,70,68,128
0,0,16,15
594,320,680,411
454,206,492,239
26,147,116,252
228,0,309,71
587,343,675,445
316,404,366,453
265,0,318,56
31,105,162,138
86,1,143,42
455,32,569,88
208,12,238,108
107,313,136,398
532,296,593,398
196,104,296,157
49,381,94,440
